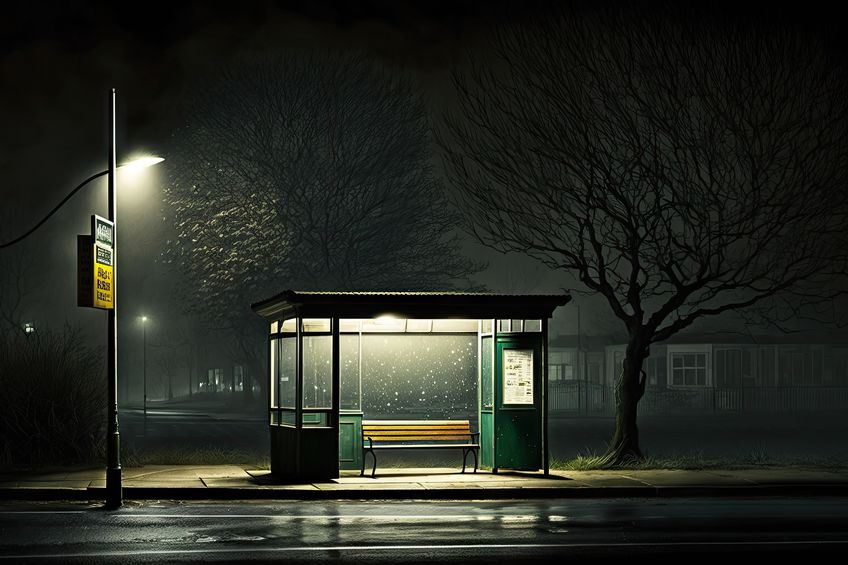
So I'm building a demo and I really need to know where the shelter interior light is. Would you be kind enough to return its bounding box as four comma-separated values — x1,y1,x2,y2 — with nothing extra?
274,317,543,335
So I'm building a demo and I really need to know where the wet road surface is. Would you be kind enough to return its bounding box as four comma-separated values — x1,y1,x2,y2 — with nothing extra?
1,497,847,563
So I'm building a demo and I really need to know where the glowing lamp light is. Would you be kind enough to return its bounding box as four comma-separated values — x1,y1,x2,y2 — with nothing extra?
120,157,164,172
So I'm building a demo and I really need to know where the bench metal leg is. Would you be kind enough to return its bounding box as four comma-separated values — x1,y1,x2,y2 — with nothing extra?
361,448,377,478
461,448,479,473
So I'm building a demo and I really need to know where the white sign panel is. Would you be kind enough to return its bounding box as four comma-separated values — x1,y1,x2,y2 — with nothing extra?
503,349,534,405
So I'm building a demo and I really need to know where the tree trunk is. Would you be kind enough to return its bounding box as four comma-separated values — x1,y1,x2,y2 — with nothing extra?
600,337,649,467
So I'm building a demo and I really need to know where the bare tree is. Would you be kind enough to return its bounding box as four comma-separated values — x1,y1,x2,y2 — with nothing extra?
439,8,848,464
162,51,483,389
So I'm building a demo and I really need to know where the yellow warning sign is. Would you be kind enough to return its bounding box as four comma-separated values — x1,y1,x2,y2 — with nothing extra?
94,262,113,310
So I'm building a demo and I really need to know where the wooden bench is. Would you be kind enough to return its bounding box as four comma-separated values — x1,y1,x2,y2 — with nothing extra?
361,420,479,478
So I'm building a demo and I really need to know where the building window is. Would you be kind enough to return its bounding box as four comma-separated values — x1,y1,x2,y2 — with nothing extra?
548,350,575,381
206,368,223,392
833,348,848,386
778,347,824,386
645,356,666,387
670,353,707,386
758,347,776,386
587,352,604,384
714,349,752,387
778,348,806,386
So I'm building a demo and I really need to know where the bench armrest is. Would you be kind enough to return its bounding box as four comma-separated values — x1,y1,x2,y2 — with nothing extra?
470,432,480,444
365,436,373,449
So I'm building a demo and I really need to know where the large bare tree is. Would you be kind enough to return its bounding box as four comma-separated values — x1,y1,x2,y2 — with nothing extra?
163,52,482,390
439,8,848,464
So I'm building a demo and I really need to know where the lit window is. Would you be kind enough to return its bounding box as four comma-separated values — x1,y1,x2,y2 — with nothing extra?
405,319,432,333
431,319,478,333
302,318,331,333
523,320,542,332
340,319,361,333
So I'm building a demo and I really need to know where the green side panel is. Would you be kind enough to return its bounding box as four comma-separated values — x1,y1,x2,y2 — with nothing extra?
270,425,339,480
494,337,543,471
302,413,322,425
339,412,363,470
299,427,338,480
494,410,541,470
480,411,494,468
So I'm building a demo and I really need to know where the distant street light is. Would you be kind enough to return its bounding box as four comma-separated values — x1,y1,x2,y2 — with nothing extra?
23,322,35,335
141,315,148,436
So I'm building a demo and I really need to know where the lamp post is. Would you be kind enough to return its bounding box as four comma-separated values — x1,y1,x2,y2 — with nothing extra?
141,315,148,437
105,88,121,509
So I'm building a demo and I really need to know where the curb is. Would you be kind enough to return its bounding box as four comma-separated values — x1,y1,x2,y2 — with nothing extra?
3,484,848,502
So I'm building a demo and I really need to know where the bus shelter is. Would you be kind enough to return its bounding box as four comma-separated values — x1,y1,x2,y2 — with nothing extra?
251,291,570,480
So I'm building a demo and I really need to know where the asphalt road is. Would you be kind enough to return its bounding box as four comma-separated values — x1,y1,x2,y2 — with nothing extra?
1,498,847,563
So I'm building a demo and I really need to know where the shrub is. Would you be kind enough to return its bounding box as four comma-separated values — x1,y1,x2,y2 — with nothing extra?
0,326,105,468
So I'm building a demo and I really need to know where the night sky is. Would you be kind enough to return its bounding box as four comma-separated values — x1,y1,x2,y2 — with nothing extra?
2,0,847,351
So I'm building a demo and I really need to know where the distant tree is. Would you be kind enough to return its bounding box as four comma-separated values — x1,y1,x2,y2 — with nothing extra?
439,8,848,465
0,326,104,467
162,52,482,387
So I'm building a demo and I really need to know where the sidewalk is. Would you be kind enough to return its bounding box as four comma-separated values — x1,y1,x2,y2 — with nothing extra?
3,465,848,501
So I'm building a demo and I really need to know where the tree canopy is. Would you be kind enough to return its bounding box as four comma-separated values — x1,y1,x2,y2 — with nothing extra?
439,7,848,463
162,51,482,381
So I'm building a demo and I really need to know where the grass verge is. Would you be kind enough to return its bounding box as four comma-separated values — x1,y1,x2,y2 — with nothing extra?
551,448,848,471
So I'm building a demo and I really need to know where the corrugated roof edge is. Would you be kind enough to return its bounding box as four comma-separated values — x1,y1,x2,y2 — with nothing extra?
250,290,571,320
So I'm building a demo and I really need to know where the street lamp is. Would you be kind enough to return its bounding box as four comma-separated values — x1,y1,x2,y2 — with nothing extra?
103,89,164,510
141,315,148,435
0,88,164,508
0,90,162,509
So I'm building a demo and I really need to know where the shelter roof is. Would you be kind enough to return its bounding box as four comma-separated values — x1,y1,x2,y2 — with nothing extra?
251,290,571,321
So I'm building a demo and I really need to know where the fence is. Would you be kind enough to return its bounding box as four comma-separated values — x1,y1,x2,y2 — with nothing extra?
548,381,612,415
548,381,848,415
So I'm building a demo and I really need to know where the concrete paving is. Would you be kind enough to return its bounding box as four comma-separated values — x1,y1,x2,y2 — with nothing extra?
2,465,848,501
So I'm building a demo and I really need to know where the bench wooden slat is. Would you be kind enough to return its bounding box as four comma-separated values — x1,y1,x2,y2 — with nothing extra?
366,436,474,442
362,420,469,426
363,425,470,430
362,428,471,434
364,431,471,435
367,444,479,450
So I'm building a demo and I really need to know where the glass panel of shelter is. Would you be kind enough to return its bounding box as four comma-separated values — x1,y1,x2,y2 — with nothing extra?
269,317,543,427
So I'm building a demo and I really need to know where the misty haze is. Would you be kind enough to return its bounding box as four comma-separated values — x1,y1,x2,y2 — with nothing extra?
1,1,847,480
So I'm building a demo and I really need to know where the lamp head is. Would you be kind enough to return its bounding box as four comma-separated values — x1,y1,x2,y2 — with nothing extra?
120,157,164,173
